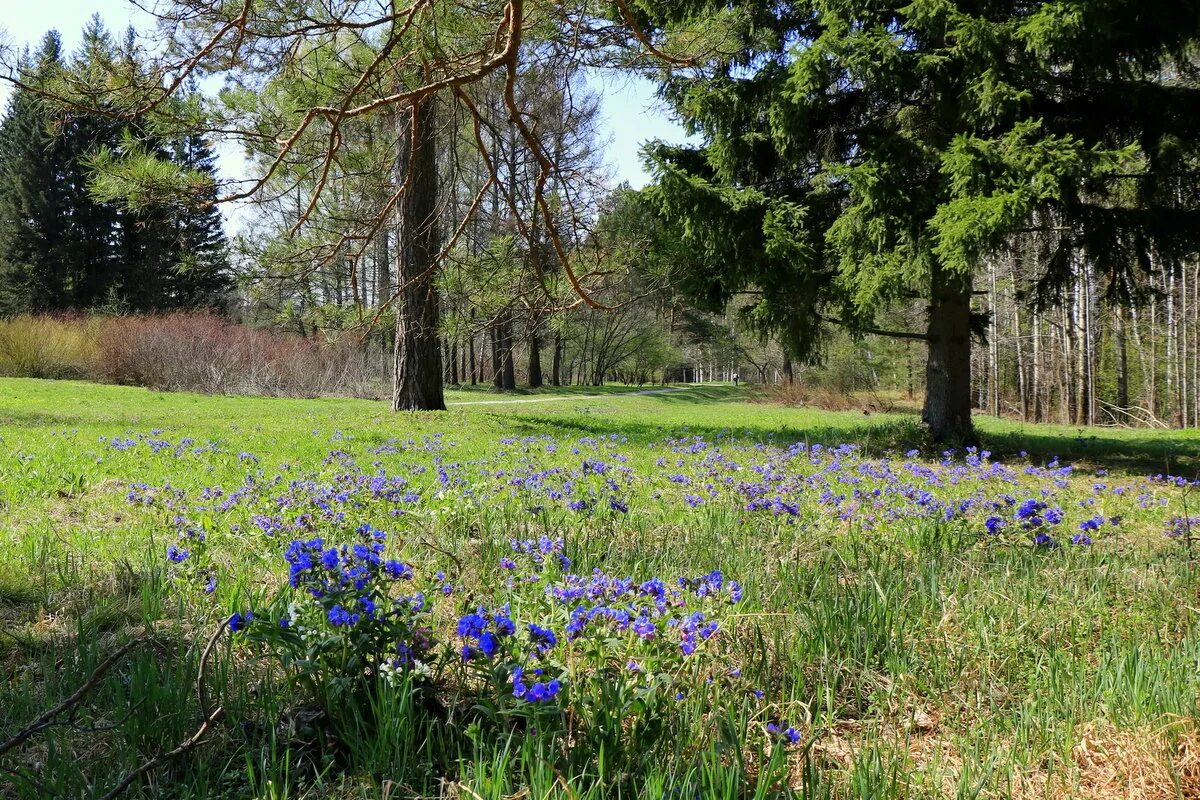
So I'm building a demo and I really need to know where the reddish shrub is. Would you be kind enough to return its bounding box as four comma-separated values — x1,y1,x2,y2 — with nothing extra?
94,312,379,398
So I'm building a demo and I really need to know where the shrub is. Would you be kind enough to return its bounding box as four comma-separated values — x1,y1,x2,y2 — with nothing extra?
0,314,99,379
94,312,379,398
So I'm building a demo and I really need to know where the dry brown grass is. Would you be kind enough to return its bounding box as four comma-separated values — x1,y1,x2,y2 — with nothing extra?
790,713,1200,799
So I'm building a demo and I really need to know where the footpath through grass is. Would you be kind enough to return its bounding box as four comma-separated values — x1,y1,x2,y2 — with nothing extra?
3,378,1200,799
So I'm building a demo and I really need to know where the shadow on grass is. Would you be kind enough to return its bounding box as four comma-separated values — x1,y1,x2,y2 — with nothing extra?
500,411,923,450
500,406,1200,478
977,425,1200,477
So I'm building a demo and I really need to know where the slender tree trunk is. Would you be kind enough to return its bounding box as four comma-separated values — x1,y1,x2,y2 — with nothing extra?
491,323,502,388
922,263,975,442
528,326,543,388
551,330,562,386
1115,307,1129,422
502,316,516,389
1007,255,1028,422
1031,312,1042,422
988,259,1000,417
469,309,478,385
1130,304,1154,419
392,97,445,412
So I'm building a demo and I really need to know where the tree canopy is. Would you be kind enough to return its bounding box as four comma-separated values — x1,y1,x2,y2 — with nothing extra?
636,0,1200,440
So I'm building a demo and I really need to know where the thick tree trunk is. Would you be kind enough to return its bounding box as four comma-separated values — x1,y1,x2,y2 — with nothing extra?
922,264,974,442
391,97,445,412
374,228,392,381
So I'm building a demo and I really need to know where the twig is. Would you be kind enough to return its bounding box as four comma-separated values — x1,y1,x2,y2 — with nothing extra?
0,640,143,757
95,621,227,800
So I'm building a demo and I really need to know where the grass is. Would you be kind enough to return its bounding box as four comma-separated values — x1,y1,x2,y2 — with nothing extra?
2,377,1200,799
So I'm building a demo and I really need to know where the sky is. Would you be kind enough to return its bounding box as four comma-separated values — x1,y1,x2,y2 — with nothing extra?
0,0,693,190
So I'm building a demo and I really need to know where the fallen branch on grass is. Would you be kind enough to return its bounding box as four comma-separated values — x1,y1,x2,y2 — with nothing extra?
0,639,144,758
95,621,227,800
0,621,229,800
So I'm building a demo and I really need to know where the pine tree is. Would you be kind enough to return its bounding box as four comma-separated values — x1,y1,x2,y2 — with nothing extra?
638,0,1200,441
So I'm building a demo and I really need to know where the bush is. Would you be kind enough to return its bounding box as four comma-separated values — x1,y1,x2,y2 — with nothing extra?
0,314,99,379
95,312,381,398
0,312,381,398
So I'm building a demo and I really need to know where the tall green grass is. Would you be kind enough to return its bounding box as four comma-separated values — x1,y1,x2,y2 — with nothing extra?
2,379,1199,798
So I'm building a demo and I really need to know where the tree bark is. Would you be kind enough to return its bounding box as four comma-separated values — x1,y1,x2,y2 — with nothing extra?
922,264,974,442
1115,306,1129,421
391,96,445,412
528,327,543,388
492,311,516,390
551,330,562,386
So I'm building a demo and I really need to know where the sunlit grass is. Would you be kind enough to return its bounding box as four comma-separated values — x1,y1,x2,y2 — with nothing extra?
2,377,1199,799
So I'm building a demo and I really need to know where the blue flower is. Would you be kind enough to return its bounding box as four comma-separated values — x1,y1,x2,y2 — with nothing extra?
228,611,253,633
632,615,656,639
383,560,413,580
1017,499,1045,520
478,631,501,658
527,623,558,652
166,545,190,563
457,612,487,637
328,605,361,627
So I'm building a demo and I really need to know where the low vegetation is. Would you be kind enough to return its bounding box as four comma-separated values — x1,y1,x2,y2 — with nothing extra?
2,380,1200,798
0,313,377,398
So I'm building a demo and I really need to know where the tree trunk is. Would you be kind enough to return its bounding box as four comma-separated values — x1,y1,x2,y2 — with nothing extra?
391,96,445,412
491,323,502,387
922,264,974,442
374,227,392,381
528,330,543,388
551,331,562,386
492,311,516,390
1115,307,1129,421
469,308,478,385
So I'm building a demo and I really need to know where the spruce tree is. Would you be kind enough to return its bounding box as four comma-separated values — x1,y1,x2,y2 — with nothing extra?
61,16,123,308
0,21,231,313
0,32,73,313
168,130,232,308
637,0,1200,441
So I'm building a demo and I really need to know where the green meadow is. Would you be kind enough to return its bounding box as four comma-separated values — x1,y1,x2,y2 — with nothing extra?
2,378,1200,799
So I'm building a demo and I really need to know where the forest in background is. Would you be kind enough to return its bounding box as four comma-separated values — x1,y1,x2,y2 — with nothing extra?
0,5,1198,434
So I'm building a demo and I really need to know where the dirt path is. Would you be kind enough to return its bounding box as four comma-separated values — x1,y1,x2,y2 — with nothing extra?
446,386,691,407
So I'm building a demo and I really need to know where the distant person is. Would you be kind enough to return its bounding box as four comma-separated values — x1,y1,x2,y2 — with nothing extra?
732,373,740,387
